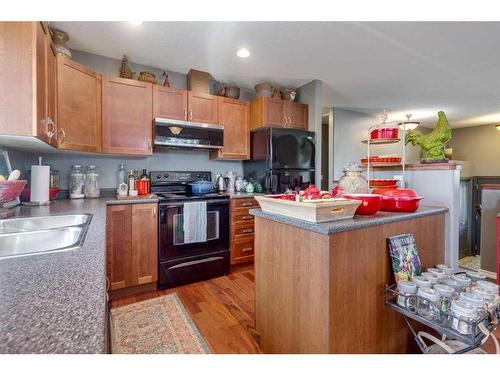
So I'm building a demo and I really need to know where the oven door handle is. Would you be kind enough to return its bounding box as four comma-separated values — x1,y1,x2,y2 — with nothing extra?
162,199,229,208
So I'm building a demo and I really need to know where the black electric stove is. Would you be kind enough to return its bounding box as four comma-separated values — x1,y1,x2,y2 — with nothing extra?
150,171,230,290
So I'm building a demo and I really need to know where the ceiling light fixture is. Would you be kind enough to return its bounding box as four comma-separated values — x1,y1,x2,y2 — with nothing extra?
129,21,143,26
236,48,250,58
496,124,500,131
399,114,420,130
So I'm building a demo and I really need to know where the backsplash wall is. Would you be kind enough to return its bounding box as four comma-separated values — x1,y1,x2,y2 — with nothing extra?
24,150,243,190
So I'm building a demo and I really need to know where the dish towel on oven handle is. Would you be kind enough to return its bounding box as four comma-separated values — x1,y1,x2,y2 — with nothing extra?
183,201,208,244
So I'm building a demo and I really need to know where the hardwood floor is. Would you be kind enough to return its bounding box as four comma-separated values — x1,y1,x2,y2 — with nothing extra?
110,264,261,353
110,264,499,354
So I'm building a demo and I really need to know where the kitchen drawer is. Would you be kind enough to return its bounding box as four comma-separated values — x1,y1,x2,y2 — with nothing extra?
231,238,255,264
232,224,255,237
232,209,255,224
231,198,259,209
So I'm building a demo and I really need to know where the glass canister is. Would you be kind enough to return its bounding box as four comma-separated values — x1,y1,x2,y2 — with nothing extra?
445,278,464,293
434,284,455,312
338,163,368,194
436,264,454,275
397,280,417,312
417,287,441,321
69,165,85,199
427,267,446,281
452,274,472,289
449,300,477,335
421,272,439,286
412,276,431,290
49,169,60,189
84,166,100,198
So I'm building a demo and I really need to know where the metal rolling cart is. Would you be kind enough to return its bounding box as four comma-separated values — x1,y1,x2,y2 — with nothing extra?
385,283,500,354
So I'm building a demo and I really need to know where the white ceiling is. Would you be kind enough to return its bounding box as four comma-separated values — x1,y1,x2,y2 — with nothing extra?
52,21,500,128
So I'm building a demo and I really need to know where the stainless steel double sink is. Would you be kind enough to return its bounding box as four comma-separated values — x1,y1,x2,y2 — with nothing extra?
0,214,92,259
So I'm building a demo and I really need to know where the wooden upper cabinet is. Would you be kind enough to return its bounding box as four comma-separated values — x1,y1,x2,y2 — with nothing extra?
107,204,133,291
250,96,308,130
285,102,308,129
131,203,158,285
0,22,54,140
210,98,250,160
154,86,187,120
56,55,102,152
188,91,219,124
102,76,153,155
250,97,286,129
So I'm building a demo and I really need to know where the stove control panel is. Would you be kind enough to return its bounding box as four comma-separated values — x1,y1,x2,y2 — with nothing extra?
150,171,212,184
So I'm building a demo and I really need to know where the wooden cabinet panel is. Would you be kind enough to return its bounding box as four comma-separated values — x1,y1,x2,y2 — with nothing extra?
107,203,158,295
210,97,250,160
264,98,286,127
102,76,153,155
155,86,187,120
286,102,308,129
131,203,158,285
188,91,219,124
106,205,133,291
35,22,49,143
46,42,57,145
56,55,102,152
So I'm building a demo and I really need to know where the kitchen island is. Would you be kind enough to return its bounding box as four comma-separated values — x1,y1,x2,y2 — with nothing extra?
0,196,158,354
251,206,448,354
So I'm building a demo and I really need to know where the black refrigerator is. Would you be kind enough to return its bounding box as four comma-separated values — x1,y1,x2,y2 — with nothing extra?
243,128,315,193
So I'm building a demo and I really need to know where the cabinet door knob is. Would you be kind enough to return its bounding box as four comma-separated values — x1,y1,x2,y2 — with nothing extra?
147,139,152,149
59,128,66,144
288,116,292,124
184,109,187,120
189,110,193,121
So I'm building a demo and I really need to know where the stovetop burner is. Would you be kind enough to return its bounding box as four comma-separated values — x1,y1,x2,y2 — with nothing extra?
150,170,229,203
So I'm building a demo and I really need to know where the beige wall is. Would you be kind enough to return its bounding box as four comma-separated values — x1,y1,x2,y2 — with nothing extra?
451,124,500,176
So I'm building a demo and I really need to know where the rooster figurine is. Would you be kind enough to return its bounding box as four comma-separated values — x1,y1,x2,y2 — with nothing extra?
405,111,451,163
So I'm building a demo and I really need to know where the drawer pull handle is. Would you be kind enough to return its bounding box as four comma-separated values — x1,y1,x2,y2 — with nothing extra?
242,202,253,206
242,247,253,253
241,215,253,220
242,228,253,233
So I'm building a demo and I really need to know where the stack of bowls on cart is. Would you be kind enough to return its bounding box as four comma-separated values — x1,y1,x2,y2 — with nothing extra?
396,265,500,336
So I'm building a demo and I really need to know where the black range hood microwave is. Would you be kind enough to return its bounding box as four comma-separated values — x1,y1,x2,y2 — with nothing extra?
154,117,223,150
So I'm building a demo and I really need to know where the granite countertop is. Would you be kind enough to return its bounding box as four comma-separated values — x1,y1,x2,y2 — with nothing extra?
250,206,448,235
0,196,158,354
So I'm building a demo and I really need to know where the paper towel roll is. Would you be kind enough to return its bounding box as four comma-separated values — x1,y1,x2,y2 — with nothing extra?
30,165,50,203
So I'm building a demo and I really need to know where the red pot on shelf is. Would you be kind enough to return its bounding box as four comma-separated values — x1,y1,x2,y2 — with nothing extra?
370,127,399,140
371,188,423,212
343,193,383,215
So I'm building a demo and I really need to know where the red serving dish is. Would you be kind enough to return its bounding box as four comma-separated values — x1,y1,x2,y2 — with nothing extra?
303,184,321,200
371,188,422,212
370,128,399,140
369,179,398,187
343,193,383,215
267,194,296,201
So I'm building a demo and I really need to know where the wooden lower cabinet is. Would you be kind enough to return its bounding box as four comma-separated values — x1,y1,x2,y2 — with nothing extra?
230,197,260,265
106,203,158,297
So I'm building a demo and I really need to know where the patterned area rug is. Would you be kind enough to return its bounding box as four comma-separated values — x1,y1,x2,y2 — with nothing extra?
110,293,210,354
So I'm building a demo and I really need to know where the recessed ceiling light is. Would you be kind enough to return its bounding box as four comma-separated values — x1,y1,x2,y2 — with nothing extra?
129,21,143,26
236,48,250,58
